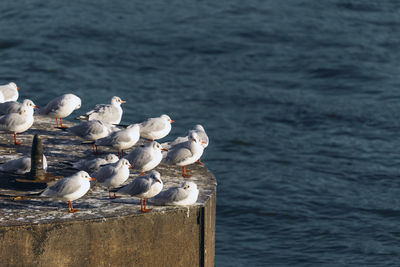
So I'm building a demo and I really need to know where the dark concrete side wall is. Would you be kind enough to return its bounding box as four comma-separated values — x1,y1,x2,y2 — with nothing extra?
0,193,215,267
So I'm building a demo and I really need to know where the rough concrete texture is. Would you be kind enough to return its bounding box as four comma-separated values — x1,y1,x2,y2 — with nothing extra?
0,116,216,266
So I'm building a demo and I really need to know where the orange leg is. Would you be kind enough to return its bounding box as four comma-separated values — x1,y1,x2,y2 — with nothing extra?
182,166,191,178
141,198,152,212
56,118,59,127
68,200,79,213
14,133,22,145
60,118,68,128
92,143,98,154
197,159,206,166
108,188,120,199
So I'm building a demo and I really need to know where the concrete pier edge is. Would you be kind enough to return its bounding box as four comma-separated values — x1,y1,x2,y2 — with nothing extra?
0,116,217,266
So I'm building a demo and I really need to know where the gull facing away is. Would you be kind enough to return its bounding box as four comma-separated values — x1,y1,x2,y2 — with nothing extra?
0,155,47,174
0,82,19,102
71,154,119,173
124,141,166,175
0,105,37,145
40,171,95,213
67,120,118,153
162,124,208,165
91,158,133,199
150,181,199,206
39,94,82,128
163,132,204,178
139,114,174,141
117,170,163,212
95,123,140,157
0,99,38,116
76,96,126,125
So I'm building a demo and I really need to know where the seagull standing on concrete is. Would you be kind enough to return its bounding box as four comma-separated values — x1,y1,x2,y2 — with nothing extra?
0,82,19,102
162,124,208,165
40,171,95,213
67,120,117,153
91,158,133,199
0,105,37,145
71,154,119,173
163,132,204,178
76,96,126,125
124,141,165,175
0,155,48,174
139,114,174,141
0,99,38,115
117,170,163,212
150,181,199,206
95,123,140,157
39,94,81,128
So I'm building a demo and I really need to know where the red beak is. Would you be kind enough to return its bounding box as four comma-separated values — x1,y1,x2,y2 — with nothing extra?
17,87,20,90
170,120,175,123
34,106,39,109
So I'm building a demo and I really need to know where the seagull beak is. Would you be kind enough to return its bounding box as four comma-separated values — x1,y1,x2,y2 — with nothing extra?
170,120,175,123
157,179,161,183
90,177,96,181
121,100,127,103
34,105,39,109
17,87,20,90
201,141,207,144
161,148,168,151
129,164,135,168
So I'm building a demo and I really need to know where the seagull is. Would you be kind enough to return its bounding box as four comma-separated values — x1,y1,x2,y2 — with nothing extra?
163,132,204,178
0,99,38,116
124,141,165,175
67,120,118,153
162,124,208,165
39,94,81,128
150,181,199,206
0,154,47,174
76,96,126,125
0,105,36,145
0,82,19,102
91,158,133,199
40,171,95,213
95,123,140,157
71,153,119,173
139,114,174,141
117,170,163,212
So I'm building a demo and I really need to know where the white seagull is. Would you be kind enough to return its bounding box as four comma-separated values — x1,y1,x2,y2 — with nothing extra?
76,96,125,125
39,94,81,128
95,123,140,157
0,105,37,145
150,181,199,206
163,132,204,178
0,99,38,116
139,114,174,141
67,120,118,153
117,170,163,212
40,171,95,213
91,158,133,199
71,154,119,173
0,82,19,102
124,141,165,175
0,155,47,174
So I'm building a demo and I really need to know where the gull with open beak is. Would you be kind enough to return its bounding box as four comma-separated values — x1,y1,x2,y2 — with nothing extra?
40,171,95,213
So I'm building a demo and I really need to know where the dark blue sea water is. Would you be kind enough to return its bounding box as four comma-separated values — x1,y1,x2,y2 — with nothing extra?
2,0,400,266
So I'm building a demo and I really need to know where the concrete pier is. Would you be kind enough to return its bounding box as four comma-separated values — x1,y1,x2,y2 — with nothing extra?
0,117,216,266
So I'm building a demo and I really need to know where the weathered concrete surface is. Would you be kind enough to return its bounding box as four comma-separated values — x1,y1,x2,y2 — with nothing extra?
0,116,216,266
